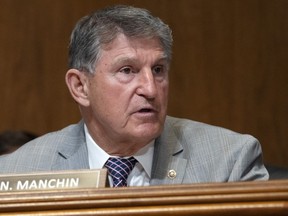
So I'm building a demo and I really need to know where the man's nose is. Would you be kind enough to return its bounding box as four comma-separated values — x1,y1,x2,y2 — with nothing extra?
136,69,157,99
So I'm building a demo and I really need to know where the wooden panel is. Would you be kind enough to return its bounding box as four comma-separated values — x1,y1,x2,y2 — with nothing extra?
0,0,287,167
0,180,287,215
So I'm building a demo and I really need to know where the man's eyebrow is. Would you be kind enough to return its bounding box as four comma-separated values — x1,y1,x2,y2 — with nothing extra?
112,56,137,65
156,56,169,63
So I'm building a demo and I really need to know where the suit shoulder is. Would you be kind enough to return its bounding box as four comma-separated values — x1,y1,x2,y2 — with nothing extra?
163,116,267,182
164,116,257,144
0,122,84,173
18,122,82,149
165,116,236,133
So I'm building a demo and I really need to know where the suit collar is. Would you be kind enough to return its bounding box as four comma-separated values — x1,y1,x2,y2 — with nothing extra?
57,120,85,157
53,120,90,170
150,117,187,185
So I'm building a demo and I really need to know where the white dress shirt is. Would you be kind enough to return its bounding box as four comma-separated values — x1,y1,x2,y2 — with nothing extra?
84,125,154,187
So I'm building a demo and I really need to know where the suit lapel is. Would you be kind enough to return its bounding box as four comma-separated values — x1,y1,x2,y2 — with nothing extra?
52,120,90,170
150,118,187,185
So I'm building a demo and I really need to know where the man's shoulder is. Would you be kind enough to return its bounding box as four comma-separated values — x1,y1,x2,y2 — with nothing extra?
35,121,84,143
162,116,267,182
18,121,84,150
165,116,238,134
0,121,85,174
164,116,256,144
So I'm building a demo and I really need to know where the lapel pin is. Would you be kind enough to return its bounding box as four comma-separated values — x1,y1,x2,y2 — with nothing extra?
168,169,177,179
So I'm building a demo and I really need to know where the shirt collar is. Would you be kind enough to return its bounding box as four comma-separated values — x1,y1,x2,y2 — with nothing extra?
84,124,154,177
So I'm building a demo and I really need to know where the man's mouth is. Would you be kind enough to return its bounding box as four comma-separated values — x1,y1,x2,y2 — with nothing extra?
138,108,153,113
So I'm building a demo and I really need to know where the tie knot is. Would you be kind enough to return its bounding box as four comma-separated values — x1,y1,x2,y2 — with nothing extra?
105,157,137,187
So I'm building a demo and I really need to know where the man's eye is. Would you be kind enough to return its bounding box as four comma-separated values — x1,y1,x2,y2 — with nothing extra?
120,67,133,74
153,66,164,75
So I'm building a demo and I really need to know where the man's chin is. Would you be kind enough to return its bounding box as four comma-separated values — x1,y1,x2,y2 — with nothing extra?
132,123,163,139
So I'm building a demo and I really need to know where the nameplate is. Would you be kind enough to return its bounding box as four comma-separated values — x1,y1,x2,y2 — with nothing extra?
0,169,107,192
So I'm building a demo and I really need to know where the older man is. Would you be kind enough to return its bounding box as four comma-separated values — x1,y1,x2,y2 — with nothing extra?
0,5,268,186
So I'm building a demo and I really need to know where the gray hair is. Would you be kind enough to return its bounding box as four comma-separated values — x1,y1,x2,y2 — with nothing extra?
68,5,173,74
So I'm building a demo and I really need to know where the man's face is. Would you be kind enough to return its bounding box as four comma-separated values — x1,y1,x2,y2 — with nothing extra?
84,34,169,153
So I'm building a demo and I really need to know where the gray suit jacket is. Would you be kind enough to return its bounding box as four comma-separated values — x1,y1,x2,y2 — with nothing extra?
0,116,269,184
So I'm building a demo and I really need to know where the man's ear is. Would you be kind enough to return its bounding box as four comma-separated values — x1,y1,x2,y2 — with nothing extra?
65,69,90,107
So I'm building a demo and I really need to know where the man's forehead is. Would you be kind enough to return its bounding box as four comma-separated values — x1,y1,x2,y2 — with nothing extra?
99,35,168,62
102,34,164,52
111,55,169,67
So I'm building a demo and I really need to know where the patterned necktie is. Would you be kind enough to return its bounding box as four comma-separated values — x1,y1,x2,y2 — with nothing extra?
105,157,137,187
